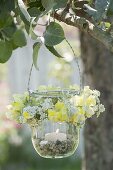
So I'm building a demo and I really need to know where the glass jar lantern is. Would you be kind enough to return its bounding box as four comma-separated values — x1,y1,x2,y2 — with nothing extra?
32,120,79,158
30,90,80,158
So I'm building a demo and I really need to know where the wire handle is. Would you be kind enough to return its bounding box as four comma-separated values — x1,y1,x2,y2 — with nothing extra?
27,63,34,97
65,39,83,92
27,40,83,95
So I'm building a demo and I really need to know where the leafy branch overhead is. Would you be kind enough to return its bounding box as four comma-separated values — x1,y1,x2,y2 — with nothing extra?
0,0,113,66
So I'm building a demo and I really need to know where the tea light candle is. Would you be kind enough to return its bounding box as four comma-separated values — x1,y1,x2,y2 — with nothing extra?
45,129,67,142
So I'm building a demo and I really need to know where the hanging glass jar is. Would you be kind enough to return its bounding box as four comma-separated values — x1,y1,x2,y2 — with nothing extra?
6,87,105,158
30,90,80,158
31,120,79,158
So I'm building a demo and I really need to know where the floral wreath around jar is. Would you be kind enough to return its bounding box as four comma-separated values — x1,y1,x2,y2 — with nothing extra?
6,86,105,127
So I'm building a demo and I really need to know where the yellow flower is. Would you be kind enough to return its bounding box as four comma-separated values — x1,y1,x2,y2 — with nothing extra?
55,112,62,121
70,113,85,124
71,95,85,106
48,109,55,116
48,109,57,121
76,96,84,106
23,111,31,119
12,102,24,111
48,104,69,122
70,114,78,123
60,112,69,122
71,93,96,108
77,107,85,115
86,95,96,106
55,101,65,111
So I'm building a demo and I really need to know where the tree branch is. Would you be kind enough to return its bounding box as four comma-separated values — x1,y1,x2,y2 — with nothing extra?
53,12,113,53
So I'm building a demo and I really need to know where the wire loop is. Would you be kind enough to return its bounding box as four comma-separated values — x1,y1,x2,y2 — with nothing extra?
27,40,83,95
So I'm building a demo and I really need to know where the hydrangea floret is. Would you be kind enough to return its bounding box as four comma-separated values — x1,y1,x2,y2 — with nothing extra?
6,86,105,128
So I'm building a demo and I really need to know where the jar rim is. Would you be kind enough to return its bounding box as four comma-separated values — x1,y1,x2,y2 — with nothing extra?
30,89,80,97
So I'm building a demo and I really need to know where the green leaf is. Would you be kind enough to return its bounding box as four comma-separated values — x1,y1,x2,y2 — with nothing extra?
46,45,63,58
12,29,27,47
17,0,31,25
0,13,13,29
0,41,13,63
28,0,44,10
0,13,16,39
41,0,68,10
2,22,17,39
28,7,41,17
44,22,65,46
29,0,36,2
41,0,55,10
33,42,41,69
54,0,68,9
28,1,42,8
0,0,15,12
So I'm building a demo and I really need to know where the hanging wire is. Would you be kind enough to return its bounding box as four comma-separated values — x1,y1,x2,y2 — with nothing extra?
65,38,83,92
27,42,82,95
27,63,34,98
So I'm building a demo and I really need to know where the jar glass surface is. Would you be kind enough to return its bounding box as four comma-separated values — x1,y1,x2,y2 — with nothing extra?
31,120,79,158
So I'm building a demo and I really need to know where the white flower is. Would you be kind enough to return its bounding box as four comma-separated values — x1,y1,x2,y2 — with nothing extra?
23,106,37,114
7,105,13,110
85,107,95,118
69,106,77,114
99,104,105,112
36,107,43,113
40,112,47,120
77,114,85,124
83,86,92,96
71,95,85,106
63,99,76,114
93,90,100,97
41,98,53,110
93,105,99,112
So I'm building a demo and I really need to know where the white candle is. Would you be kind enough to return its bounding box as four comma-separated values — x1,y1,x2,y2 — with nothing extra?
45,129,67,142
